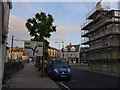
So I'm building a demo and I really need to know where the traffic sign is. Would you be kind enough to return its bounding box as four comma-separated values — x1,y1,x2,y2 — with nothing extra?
35,50,39,53
24,41,43,57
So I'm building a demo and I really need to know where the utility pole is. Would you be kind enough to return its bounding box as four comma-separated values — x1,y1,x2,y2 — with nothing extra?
41,42,45,77
10,36,14,79
62,44,64,60
31,46,37,66
10,36,14,61
55,41,64,60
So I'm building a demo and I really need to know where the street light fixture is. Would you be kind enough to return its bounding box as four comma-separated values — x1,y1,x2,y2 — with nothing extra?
62,44,64,60
55,41,64,60
55,41,64,50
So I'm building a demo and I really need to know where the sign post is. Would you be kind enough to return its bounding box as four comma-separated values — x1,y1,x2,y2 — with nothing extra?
24,41,46,77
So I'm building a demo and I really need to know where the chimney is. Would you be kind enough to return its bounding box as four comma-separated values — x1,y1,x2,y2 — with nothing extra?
70,43,72,45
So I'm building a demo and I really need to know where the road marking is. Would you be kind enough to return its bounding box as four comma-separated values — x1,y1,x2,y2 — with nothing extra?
59,82,71,90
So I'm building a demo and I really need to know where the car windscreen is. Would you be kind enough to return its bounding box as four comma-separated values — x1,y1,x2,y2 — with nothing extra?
52,61,68,67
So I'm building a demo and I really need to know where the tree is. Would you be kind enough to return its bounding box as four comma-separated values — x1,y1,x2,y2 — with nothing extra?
25,12,56,60
25,12,56,72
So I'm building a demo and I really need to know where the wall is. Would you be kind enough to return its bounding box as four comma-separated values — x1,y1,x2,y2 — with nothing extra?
60,52,79,58
48,48,59,60
0,1,3,89
60,51,79,63
89,60,120,73
0,1,11,89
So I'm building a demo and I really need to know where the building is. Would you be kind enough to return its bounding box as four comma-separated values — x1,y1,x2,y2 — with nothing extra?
7,46,25,60
81,1,120,73
80,47,89,63
48,46,59,60
0,0,12,89
60,43,80,63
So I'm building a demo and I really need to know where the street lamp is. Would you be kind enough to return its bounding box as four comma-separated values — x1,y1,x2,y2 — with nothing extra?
55,41,64,60
55,41,64,50
62,44,64,60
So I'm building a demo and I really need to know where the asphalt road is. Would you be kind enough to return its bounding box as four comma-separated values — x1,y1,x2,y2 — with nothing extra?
54,65,120,89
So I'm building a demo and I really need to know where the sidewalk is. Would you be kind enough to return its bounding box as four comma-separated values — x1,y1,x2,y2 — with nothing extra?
70,63,120,77
7,62,60,88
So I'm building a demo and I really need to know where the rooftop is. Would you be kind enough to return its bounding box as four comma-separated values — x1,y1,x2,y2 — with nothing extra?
48,46,59,51
64,44,80,52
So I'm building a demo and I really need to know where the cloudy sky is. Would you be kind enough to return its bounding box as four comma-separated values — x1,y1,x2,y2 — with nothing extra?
7,0,119,49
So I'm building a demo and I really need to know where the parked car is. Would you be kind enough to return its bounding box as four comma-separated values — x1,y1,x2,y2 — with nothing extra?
45,60,71,80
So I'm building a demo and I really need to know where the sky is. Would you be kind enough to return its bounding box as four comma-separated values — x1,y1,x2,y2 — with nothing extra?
7,0,119,49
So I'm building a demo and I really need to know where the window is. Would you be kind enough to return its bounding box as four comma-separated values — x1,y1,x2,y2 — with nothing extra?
71,46,76,51
25,47,31,49
53,61,68,67
114,11,120,17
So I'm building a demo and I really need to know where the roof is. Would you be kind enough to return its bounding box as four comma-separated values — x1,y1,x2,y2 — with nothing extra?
48,46,59,51
65,45,80,52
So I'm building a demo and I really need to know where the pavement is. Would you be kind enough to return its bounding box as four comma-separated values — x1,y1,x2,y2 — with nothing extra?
69,63,120,77
5,62,60,89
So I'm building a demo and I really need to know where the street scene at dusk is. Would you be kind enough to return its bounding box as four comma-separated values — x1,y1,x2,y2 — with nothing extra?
0,0,120,89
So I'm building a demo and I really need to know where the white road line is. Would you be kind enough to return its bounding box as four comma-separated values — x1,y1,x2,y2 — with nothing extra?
59,82,71,90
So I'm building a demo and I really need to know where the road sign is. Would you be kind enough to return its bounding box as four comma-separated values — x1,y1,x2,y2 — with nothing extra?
35,50,39,53
24,41,32,57
24,41,43,57
35,42,43,56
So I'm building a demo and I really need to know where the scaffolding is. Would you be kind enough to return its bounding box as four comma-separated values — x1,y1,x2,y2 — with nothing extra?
81,1,120,73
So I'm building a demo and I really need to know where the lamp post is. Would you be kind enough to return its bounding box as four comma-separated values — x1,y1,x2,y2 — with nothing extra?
55,41,64,60
10,36,14,61
62,44,64,60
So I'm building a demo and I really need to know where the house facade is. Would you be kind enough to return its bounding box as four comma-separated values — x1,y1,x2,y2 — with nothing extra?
7,46,25,60
48,46,59,60
60,43,80,63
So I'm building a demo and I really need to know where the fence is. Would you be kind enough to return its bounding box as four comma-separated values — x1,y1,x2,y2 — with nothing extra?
2,61,24,85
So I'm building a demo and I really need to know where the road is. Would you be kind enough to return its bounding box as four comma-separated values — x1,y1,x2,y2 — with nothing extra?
54,65,120,89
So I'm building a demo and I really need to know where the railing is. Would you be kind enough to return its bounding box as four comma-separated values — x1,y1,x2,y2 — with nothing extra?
81,20,93,30
89,26,120,41
81,37,89,44
81,4,111,30
3,60,24,84
81,30,89,36
81,16,109,31
90,17,109,31
89,39,120,51
82,17,120,37
86,5,110,20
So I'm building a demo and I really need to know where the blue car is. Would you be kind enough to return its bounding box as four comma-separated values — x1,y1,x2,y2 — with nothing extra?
45,60,71,80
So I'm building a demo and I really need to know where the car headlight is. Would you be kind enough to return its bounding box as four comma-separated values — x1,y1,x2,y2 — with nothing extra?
68,69,71,72
54,69,58,73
